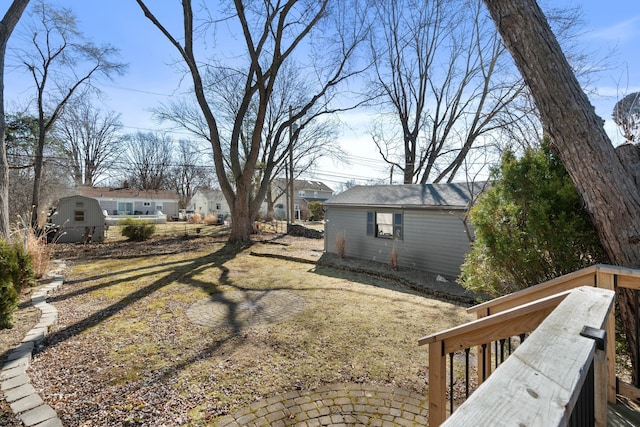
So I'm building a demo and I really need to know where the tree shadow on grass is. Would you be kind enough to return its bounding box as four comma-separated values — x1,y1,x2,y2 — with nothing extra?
37,242,248,350
47,256,207,304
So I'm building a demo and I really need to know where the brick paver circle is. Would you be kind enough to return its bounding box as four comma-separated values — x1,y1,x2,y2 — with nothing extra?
213,383,428,426
186,290,306,328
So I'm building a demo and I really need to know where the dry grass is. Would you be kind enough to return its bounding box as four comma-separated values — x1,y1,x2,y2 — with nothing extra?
203,214,219,225
24,236,473,425
26,233,53,279
336,231,346,258
390,246,398,270
188,213,203,224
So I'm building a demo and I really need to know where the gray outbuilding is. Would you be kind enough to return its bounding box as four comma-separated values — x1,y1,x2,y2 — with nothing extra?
323,182,487,277
50,195,106,243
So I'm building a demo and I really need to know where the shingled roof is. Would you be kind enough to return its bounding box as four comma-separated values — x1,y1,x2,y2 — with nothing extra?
76,186,179,200
323,182,488,209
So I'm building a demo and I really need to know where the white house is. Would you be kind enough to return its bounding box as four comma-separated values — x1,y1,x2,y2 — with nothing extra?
76,187,180,219
271,178,334,220
188,188,231,218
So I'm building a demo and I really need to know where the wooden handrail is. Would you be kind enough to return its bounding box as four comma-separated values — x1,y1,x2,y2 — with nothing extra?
442,287,615,426
420,264,640,426
467,264,640,317
418,291,569,352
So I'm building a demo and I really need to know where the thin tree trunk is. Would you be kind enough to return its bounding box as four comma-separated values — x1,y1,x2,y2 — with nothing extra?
483,0,640,381
0,0,31,239
31,131,45,227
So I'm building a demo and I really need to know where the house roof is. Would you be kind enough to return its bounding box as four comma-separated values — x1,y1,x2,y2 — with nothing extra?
193,188,225,199
273,178,333,193
76,186,179,200
324,182,488,210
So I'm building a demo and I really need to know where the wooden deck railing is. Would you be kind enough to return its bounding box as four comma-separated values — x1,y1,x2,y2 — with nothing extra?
418,264,640,426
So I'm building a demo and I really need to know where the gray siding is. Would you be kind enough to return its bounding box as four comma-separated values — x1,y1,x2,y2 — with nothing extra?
52,196,105,243
325,206,471,277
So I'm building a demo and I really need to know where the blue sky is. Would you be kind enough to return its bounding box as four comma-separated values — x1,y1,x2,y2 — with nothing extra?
4,0,640,187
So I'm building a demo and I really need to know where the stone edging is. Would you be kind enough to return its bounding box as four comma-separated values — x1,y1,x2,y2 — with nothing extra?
1,277,63,427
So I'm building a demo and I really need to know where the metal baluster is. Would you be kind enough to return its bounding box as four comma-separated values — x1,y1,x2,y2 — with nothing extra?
632,290,640,387
465,348,470,399
494,341,499,369
500,338,506,363
519,333,526,344
508,337,512,355
481,343,487,381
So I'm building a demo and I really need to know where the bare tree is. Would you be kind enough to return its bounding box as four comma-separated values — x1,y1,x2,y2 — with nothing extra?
135,0,369,243
4,112,71,220
11,0,126,225
483,0,640,383
53,97,123,186
0,0,30,238
158,62,343,203
369,0,525,184
122,131,173,191
168,139,212,209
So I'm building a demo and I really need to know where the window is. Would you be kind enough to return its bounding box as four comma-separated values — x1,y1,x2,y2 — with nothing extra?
298,190,306,197
74,210,85,222
377,213,393,238
216,203,222,210
118,202,133,215
367,211,403,240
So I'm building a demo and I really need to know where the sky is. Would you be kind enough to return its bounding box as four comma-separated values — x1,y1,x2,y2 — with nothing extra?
4,0,640,191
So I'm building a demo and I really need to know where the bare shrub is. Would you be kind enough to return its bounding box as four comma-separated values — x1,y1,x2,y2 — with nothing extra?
336,231,346,258
203,214,218,225
26,232,52,279
13,215,51,279
188,213,202,224
390,246,398,270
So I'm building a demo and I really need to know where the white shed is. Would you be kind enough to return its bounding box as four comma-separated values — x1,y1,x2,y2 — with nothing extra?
51,195,106,243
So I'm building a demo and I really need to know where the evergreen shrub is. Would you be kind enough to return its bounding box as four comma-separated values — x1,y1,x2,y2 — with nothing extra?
120,218,156,241
459,140,607,298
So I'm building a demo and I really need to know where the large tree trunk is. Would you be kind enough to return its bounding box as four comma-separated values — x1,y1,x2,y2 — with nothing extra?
0,0,31,239
229,183,253,245
483,0,640,381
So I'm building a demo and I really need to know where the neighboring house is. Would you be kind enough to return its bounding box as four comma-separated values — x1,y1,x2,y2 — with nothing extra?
271,178,334,220
323,182,486,277
76,187,180,219
50,195,105,243
189,188,231,218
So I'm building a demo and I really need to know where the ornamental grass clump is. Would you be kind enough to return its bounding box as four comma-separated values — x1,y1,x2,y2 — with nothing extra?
336,231,346,258
188,213,202,224
203,214,218,225
119,218,156,241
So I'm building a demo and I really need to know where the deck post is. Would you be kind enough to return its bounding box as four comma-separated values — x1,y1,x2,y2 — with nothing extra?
596,270,617,403
429,341,447,426
595,346,608,427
